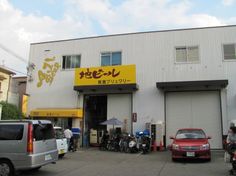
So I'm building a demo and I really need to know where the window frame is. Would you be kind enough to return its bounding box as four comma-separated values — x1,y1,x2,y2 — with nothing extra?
222,43,236,61
61,54,81,70
100,51,122,66
174,45,200,64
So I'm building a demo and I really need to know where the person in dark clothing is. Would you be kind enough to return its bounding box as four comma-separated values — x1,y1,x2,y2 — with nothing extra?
69,136,75,152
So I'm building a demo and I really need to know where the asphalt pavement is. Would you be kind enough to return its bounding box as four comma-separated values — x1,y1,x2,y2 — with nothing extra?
17,149,231,176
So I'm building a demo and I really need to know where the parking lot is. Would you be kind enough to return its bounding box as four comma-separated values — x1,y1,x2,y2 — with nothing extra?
18,149,230,176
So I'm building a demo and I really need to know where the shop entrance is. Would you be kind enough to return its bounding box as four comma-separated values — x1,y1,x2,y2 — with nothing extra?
53,118,72,129
84,95,107,146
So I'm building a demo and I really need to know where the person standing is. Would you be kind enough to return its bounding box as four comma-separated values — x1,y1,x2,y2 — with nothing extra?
64,127,73,150
71,127,81,151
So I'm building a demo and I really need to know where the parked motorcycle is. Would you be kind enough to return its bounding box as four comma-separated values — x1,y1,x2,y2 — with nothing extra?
140,135,151,154
136,130,151,154
119,136,125,152
99,131,109,151
119,134,130,153
227,143,236,175
127,135,138,153
99,137,108,151
107,135,120,152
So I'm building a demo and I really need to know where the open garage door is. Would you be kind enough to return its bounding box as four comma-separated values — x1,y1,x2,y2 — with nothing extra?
166,91,222,149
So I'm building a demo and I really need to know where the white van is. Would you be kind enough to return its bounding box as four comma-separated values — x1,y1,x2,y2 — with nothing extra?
54,127,68,158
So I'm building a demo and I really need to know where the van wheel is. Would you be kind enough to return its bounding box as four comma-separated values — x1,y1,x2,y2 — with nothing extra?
0,159,14,176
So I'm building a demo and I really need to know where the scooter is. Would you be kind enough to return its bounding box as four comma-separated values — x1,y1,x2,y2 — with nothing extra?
107,135,120,152
120,134,130,153
136,130,151,154
140,135,151,154
127,135,138,153
119,135,126,152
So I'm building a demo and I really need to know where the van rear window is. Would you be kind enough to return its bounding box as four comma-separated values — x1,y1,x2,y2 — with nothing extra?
33,124,55,141
0,125,24,140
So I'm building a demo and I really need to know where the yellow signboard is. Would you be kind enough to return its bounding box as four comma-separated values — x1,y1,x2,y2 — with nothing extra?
30,108,83,118
74,65,136,86
22,94,28,116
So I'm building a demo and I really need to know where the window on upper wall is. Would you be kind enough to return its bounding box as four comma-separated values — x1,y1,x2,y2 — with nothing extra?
223,44,236,60
101,52,122,66
62,55,81,70
175,46,199,63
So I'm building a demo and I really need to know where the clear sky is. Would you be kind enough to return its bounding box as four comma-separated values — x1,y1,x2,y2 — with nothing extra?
0,0,236,75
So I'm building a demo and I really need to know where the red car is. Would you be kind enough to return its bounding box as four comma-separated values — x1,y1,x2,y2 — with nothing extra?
170,128,211,161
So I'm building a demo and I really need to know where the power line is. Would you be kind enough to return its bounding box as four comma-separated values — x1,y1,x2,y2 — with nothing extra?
0,43,28,64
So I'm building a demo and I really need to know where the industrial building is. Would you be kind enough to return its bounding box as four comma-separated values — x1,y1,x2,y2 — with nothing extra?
26,25,236,149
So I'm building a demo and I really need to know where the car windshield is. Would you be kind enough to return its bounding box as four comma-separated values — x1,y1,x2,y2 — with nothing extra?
55,129,65,139
175,129,206,139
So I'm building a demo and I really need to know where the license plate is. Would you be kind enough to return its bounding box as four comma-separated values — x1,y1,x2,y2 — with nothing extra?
45,154,52,161
59,149,65,154
186,152,195,157
142,144,146,147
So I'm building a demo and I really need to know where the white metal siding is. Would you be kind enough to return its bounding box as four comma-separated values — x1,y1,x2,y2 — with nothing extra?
166,91,222,149
107,94,132,133
26,26,236,135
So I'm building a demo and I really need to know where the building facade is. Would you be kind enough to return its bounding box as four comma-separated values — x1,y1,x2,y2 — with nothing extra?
0,66,15,102
8,76,27,111
26,25,236,149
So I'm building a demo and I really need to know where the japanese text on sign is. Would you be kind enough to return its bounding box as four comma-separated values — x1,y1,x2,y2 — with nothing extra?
79,68,120,79
74,65,136,86
97,79,130,84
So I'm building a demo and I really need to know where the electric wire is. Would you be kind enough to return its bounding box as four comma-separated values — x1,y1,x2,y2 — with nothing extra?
0,43,28,64
0,43,28,75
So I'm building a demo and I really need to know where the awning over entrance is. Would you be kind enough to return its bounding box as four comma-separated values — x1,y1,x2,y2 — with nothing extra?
74,84,138,92
156,79,228,91
30,108,83,118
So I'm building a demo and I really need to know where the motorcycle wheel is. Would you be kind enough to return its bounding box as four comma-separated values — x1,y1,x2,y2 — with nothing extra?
126,148,130,153
229,169,234,175
120,146,123,152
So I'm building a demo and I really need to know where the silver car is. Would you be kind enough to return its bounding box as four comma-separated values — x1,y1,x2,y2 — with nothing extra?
0,120,58,176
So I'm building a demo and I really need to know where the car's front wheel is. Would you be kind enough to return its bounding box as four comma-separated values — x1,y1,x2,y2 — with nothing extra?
172,157,177,162
0,159,14,176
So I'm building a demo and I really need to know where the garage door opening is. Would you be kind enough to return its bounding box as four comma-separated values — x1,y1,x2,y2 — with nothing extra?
84,95,107,147
165,91,222,149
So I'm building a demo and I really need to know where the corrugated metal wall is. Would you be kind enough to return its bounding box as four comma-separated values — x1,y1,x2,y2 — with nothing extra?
27,26,236,133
